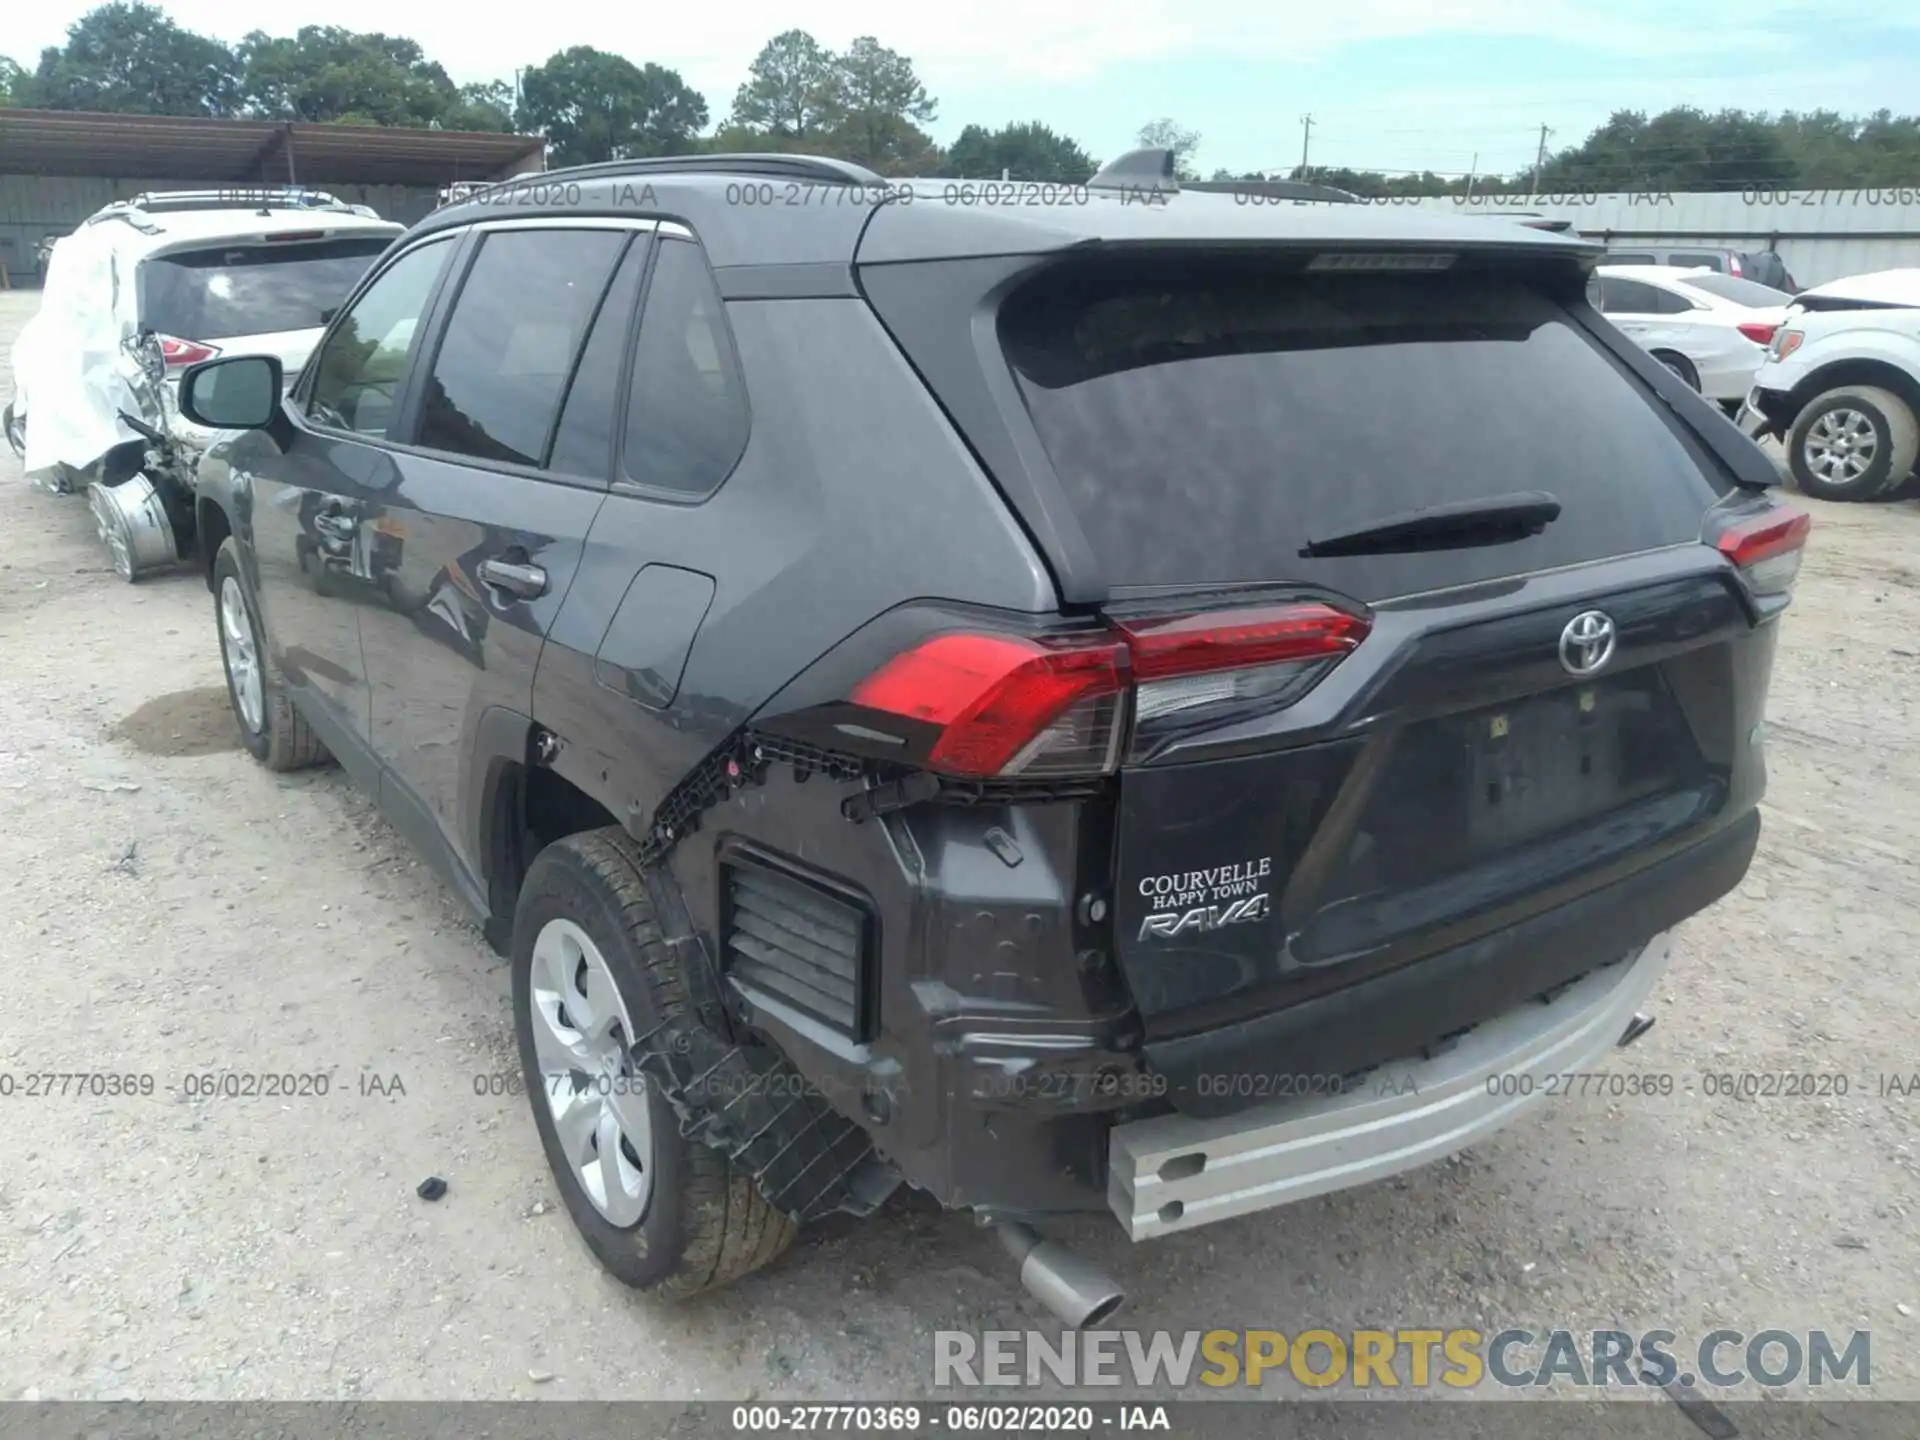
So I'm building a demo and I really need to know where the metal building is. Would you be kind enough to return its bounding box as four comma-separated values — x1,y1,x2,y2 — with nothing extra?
0,109,548,287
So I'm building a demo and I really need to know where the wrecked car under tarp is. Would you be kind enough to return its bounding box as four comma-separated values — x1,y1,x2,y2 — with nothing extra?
8,190,402,581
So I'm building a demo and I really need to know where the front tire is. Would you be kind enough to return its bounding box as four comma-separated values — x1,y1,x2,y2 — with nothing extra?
511,828,795,1297
1787,385,1920,501
212,539,330,771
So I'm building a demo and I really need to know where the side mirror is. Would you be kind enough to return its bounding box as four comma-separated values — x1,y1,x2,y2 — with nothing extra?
178,354,283,430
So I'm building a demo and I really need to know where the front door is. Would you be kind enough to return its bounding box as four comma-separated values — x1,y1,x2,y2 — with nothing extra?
248,235,459,762
356,221,652,886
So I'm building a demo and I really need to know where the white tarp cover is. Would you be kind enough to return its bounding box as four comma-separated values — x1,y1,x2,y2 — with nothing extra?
10,223,156,477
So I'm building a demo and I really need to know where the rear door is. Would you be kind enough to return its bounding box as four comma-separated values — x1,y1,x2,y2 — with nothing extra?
355,220,649,886
989,255,1772,1056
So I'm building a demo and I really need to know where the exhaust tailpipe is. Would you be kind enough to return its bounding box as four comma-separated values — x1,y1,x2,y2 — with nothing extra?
1618,1012,1656,1048
995,1221,1125,1329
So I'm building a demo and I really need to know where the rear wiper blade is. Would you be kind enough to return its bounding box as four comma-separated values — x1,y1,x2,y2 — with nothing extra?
1301,490,1561,558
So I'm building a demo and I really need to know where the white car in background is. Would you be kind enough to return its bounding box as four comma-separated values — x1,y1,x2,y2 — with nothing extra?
1589,265,1793,409
1738,268,1920,501
7,189,401,579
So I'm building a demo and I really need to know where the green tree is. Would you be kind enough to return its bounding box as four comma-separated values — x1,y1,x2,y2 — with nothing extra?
1136,118,1202,180
443,80,515,132
238,27,488,128
946,121,1095,182
729,30,838,142
0,56,23,105
517,46,707,165
20,2,239,116
826,37,936,171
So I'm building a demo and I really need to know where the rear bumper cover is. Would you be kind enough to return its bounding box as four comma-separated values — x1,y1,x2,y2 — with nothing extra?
1108,929,1671,1240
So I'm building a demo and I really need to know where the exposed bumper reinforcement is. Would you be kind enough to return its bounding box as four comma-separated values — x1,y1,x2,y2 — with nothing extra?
1106,931,1672,1240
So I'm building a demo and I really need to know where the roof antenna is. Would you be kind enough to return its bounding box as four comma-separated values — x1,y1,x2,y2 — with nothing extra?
1086,147,1180,197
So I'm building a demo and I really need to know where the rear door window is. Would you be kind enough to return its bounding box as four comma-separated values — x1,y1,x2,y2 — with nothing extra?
1667,251,1725,271
414,227,628,468
140,236,394,340
998,258,1730,602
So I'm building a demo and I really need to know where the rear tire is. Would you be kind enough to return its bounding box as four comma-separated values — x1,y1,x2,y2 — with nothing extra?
511,828,796,1297
1652,350,1700,390
212,539,330,771
1787,386,1920,501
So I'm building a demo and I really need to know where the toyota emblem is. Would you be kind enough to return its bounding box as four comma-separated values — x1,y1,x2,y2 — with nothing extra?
1559,611,1617,677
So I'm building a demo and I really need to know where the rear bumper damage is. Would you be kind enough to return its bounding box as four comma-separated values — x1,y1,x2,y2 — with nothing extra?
1107,930,1672,1240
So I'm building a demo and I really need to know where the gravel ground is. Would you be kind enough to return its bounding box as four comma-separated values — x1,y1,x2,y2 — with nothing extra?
2,287,1918,1408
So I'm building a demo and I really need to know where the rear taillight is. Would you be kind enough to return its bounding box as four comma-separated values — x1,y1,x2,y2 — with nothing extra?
158,335,220,370
1117,603,1369,727
1714,507,1810,597
849,603,1371,779
1737,322,1778,347
850,632,1129,778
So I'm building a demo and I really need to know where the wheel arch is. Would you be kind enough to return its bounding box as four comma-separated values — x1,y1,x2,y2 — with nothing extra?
1787,360,1920,426
465,707,627,954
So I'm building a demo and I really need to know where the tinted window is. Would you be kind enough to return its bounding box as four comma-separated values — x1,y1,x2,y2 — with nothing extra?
1678,273,1792,308
547,238,648,481
305,238,453,437
620,239,749,496
1000,259,1728,601
140,236,393,339
1600,277,1667,313
1667,251,1725,271
415,228,627,467
1607,252,1657,265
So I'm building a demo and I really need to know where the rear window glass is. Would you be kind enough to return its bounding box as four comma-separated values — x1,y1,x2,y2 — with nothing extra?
140,237,393,340
1666,251,1726,271
1678,273,1791,308
999,260,1729,601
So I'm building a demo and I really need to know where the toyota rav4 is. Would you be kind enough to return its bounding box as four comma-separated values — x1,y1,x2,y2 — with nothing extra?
178,150,1804,1320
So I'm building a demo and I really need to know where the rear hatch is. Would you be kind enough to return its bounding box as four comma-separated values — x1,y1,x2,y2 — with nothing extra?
863,232,1797,1113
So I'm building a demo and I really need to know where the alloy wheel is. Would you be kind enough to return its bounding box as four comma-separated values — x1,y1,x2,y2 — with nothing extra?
1804,408,1879,485
219,576,264,733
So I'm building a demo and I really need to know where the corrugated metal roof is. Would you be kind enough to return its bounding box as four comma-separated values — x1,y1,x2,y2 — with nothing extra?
0,109,546,187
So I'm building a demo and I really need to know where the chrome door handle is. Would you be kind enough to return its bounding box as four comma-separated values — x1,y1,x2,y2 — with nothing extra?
477,556,548,600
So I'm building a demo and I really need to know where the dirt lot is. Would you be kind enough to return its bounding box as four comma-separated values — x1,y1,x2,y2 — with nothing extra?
2,287,1919,1407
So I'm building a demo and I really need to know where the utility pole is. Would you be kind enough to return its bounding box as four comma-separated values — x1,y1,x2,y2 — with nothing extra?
1299,114,1314,175
1528,123,1553,201
1466,152,1478,201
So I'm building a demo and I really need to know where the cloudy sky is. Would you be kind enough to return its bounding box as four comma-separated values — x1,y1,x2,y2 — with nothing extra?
11,3,1920,176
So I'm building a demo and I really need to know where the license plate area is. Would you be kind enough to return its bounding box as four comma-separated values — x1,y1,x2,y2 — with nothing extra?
1346,668,1695,891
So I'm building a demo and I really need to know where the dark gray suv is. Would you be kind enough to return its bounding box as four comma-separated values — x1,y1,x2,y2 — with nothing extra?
179,151,1806,1320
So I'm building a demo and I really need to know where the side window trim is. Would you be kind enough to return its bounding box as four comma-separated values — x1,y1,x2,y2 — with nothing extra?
610,236,753,505
537,231,646,474
291,232,462,423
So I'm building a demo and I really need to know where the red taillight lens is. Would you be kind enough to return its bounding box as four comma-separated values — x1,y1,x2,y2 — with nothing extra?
1714,506,1810,596
1737,321,1778,347
1117,602,1369,680
851,632,1128,778
849,603,1371,778
158,335,220,369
